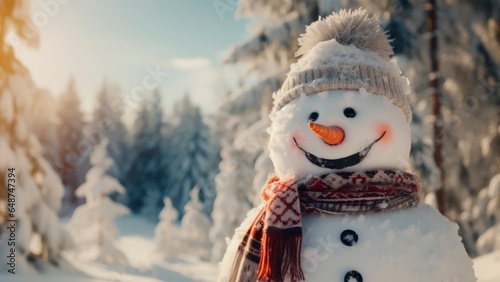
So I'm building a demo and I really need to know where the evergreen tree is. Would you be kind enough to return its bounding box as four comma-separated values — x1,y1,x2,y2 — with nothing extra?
67,139,129,264
179,186,211,260
0,0,72,272
154,197,180,258
57,78,87,206
166,95,217,218
126,90,166,215
91,82,129,186
209,137,253,262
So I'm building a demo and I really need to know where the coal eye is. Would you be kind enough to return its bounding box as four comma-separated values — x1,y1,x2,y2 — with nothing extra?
308,112,319,122
343,107,356,118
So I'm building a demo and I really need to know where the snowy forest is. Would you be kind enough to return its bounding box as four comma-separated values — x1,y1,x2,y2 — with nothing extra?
0,0,499,281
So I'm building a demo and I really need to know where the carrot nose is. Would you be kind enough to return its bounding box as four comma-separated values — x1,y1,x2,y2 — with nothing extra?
308,122,345,145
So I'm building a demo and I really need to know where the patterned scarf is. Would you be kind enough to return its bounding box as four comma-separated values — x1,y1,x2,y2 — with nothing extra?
228,170,420,282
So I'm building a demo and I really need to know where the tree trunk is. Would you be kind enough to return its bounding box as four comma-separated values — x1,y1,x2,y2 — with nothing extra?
426,0,446,215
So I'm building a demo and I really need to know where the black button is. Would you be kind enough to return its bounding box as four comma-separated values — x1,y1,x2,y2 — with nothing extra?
344,270,363,282
340,229,358,246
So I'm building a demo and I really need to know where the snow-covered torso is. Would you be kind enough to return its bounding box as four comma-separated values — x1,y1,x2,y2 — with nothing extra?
301,204,475,282
219,204,476,282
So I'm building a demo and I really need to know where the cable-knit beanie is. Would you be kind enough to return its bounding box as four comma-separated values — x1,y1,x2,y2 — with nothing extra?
273,8,412,123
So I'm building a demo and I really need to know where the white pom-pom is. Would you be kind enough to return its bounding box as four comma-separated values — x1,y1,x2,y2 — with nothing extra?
296,8,393,61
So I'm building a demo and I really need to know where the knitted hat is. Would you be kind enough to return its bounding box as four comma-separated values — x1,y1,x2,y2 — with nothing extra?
273,9,412,123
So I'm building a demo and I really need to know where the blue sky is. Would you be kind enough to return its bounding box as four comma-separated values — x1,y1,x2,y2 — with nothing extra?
16,0,248,121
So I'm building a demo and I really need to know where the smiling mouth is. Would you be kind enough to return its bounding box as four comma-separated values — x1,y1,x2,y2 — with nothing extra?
293,131,386,170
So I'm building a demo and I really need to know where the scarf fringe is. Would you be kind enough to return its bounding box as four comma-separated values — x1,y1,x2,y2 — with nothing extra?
240,259,259,282
257,227,304,282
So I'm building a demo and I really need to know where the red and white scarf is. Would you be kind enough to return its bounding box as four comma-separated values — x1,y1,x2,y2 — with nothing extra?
228,170,421,282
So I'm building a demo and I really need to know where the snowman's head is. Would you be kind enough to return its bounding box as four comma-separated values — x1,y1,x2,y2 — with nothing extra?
269,9,413,178
269,89,411,179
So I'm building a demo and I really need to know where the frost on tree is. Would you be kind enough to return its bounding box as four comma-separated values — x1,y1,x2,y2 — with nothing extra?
0,0,72,273
154,197,180,258
179,186,211,260
166,95,217,217
67,139,129,264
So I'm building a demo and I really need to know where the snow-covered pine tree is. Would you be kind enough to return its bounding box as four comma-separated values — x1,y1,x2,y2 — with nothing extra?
166,95,216,217
91,81,129,188
209,116,254,262
67,139,129,264
57,77,87,207
126,90,166,216
179,186,211,260
154,197,180,258
0,0,72,272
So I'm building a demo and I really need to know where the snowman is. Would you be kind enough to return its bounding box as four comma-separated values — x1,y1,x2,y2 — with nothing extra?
218,9,476,282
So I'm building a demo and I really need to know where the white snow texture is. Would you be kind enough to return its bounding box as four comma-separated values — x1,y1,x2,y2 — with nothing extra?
300,204,476,281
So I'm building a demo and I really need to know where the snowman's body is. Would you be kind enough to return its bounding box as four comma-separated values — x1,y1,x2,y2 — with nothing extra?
218,10,475,281
218,91,476,281
222,204,475,282
301,205,475,281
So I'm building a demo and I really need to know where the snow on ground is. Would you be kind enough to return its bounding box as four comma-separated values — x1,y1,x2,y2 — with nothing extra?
0,214,218,282
2,213,499,281
473,249,500,282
